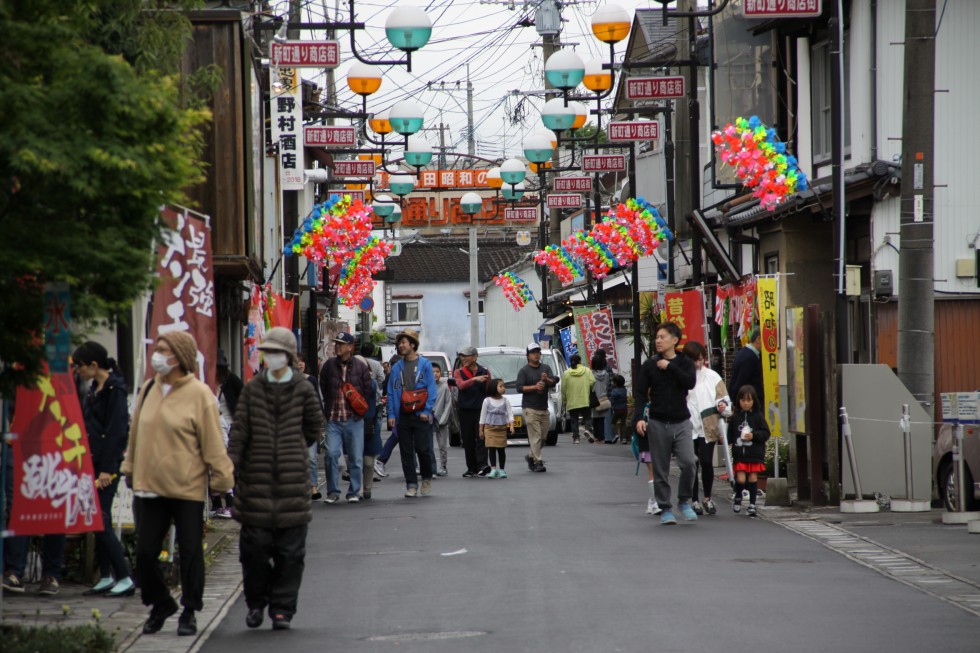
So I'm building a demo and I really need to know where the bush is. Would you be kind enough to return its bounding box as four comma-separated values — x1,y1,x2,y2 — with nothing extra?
765,437,790,476
1,624,115,653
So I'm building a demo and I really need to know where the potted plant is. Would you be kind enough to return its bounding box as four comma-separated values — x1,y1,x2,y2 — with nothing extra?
764,436,790,482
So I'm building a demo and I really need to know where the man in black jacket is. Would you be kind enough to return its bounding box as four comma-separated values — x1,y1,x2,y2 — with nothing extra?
729,328,764,407
633,322,698,525
319,332,373,504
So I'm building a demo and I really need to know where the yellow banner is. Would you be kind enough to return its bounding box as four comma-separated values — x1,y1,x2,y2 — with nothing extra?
757,277,781,438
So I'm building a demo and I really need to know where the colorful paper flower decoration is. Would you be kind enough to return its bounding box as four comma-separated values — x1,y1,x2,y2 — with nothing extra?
337,236,393,307
532,197,672,285
711,116,808,211
494,272,535,311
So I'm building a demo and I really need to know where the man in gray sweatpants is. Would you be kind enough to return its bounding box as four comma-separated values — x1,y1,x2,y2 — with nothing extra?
633,322,698,525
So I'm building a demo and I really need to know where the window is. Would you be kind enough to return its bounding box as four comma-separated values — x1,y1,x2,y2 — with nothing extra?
467,299,485,316
392,300,420,324
765,253,779,275
811,34,851,163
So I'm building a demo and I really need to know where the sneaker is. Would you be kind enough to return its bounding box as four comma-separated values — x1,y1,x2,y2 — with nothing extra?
704,499,717,515
246,608,264,629
436,468,448,477
498,470,508,479
405,486,418,498
646,498,663,515
477,466,492,478
374,461,388,477
525,454,535,471
747,504,757,517
324,494,340,504
38,576,60,596
363,491,372,500
214,507,233,519
486,469,499,479
583,429,595,443
2,573,25,593
142,599,179,634
420,479,432,496
692,502,704,516
462,470,477,478
678,502,698,521
660,510,677,525
347,495,360,503
177,609,197,636
733,501,742,514
573,437,580,444
271,614,291,630
533,462,547,473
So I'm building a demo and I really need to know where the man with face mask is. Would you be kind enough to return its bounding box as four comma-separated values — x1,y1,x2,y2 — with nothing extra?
318,332,373,503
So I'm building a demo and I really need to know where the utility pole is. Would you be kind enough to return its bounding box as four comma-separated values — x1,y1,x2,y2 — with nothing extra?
831,0,850,365
897,0,936,408
671,0,697,286
466,64,476,162
286,0,302,335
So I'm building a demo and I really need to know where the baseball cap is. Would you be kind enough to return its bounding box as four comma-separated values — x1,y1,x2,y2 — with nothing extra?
526,342,542,354
459,346,478,356
333,332,355,345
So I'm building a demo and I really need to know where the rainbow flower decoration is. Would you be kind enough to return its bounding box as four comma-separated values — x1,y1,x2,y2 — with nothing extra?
494,272,535,311
711,116,808,211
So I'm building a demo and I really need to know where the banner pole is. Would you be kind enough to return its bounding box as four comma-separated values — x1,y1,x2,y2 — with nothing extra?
1,396,9,620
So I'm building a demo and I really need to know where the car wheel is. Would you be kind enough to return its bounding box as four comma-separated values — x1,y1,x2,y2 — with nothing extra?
546,430,558,447
939,459,978,512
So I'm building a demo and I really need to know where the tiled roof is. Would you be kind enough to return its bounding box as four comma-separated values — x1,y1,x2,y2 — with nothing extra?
383,238,536,284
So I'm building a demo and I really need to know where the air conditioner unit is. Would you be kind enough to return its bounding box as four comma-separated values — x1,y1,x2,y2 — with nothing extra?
617,318,633,334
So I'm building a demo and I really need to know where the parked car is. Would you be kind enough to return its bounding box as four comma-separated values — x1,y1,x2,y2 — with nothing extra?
933,422,980,511
453,346,560,446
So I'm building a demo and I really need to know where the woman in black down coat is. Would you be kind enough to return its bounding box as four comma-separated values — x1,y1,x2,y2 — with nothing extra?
228,328,324,631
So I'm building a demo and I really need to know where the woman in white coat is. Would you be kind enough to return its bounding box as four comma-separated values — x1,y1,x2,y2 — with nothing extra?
682,341,731,515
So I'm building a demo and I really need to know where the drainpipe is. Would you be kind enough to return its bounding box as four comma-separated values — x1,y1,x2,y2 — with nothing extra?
870,0,878,163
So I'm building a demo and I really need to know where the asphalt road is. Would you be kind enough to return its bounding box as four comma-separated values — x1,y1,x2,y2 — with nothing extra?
200,437,979,652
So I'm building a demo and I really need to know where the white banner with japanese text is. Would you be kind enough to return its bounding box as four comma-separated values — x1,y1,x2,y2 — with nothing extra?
271,67,305,191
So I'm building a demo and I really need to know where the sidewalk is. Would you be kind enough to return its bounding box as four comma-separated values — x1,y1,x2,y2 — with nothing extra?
2,518,244,653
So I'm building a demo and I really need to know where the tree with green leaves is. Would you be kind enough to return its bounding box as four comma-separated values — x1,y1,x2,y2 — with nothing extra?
0,0,212,395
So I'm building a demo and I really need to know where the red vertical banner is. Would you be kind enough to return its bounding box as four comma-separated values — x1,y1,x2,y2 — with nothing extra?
663,289,706,346
573,307,620,374
147,206,218,390
269,293,295,329
9,372,102,536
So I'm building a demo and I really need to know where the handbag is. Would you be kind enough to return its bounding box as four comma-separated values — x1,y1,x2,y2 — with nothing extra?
589,389,600,408
596,396,612,412
400,364,428,414
342,382,369,417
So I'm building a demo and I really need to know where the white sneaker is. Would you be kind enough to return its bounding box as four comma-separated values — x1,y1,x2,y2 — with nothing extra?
646,498,662,515
374,461,388,478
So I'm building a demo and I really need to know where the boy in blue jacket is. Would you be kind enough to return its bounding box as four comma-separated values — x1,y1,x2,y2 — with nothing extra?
386,329,438,497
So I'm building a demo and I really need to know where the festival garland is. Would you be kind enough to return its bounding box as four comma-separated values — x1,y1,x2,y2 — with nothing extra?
493,271,535,311
532,197,672,285
711,116,808,211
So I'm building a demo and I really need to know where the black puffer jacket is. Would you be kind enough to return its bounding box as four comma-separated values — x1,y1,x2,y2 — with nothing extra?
228,369,324,528
726,409,771,464
81,371,129,476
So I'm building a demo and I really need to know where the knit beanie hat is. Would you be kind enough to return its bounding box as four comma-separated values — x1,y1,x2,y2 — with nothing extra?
158,330,199,374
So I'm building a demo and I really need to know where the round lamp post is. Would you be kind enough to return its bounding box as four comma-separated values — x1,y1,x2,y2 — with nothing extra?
486,167,503,190
385,6,433,52
347,62,382,96
389,100,424,135
372,194,398,224
544,49,586,90
533,127,558,149
591,4,631,44
500,158,527,185
404,135,433,168
583,58,613,93
570,101,589,130
369,109,392,136
460,192,483,216
501,182,525,202
541,98,576,132
523,133,554,164
389,173,416,197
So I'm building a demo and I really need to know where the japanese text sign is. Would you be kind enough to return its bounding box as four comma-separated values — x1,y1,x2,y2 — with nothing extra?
757,276,782,437
742,0,822,18
271,41,340,68
573,307,620,374
559,326,578,366
305,126,357,147
147,206,218,390
553,176,592,192
663,289,705,346
582,154,626,172
335,161,376,177
271,67,304,190
608,121,660,142
625,76,686,100
505,207,538,222
9,372,102,536
547,194,583,209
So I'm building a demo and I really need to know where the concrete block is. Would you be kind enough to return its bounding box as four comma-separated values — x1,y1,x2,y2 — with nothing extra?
764,477,791,506
840,499,880,514
941,511,980,525
968,520,980,534
890,499,931,512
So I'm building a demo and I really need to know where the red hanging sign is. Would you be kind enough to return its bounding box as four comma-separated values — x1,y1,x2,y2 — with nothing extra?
8,372,103,536
574,307,620,374
663,289,706,346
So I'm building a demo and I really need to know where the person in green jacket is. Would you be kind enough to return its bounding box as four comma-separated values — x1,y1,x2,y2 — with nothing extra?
561,354,595,444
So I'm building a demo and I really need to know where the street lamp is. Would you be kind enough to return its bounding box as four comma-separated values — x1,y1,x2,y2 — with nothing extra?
460,192,484,347
570,101,589,130
346,62,383,96
544,49,586,90
533,127,558,149
486,166,503,190
389,173,416,197
460,192,484,216
372,194,397,222
583,58,613,93
523,133,554,163
404,135,433,168
385,6,433,52
501,182,525,202
389,100,425,136
541,98,576,132
369,109,392,136
500,158,527,185
591,4,631,44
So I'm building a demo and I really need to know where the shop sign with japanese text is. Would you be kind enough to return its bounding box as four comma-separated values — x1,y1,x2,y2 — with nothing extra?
573,307,620,374
9,372,102,536
335,160,376,177
625,76,686,100
582,154,626,172
553,176,592,192
305,126,357,147
663,288,705,346
608,121,660,142
743,0,821,18
547,194,583,210
271,41,340,68
271,67,304,190
379,169,490,189
758,276,782,437
505,207,538,222
147,206,218,390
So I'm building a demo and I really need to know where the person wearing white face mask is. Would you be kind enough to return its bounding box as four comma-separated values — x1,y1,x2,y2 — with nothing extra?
122,331,234,638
